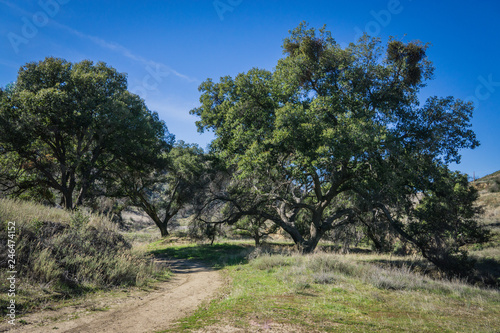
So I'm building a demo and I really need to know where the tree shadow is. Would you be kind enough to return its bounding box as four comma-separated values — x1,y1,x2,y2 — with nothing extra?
470,257,500,288
150,243,253,269
166,259,215,274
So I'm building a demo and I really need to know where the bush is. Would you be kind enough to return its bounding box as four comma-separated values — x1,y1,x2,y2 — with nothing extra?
489,179,500,193
6,217,156,289
250,254,291,271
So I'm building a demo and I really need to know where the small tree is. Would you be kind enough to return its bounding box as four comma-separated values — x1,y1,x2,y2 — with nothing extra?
407,171,489,275
117,141,210,237
188,217,227,245
233,215,278,246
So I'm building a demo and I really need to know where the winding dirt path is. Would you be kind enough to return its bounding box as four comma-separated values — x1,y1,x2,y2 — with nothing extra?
2,259,223,333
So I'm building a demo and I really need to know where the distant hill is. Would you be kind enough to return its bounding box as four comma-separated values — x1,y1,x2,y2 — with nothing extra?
473,170,500,193
472,170,500,228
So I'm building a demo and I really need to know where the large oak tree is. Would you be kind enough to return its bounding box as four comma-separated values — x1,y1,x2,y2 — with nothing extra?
191,23,488,273
0,57,172,209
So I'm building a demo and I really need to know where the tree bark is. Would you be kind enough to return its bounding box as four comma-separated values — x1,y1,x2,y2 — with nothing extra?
297,231,323,253
254,233,261,247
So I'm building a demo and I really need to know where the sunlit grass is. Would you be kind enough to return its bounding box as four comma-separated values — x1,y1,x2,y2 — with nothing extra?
0,198,71,224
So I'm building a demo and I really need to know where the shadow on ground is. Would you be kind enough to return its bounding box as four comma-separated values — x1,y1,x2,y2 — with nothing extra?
167,259,214,274
150,243,253,269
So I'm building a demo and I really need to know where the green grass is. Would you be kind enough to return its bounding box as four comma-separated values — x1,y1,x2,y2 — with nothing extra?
3,194,499,331
157,243,500,333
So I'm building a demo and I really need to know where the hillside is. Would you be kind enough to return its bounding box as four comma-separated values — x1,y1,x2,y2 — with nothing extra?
1,189,499,332
474,170,500,193
0,199,168,318
472,170,500,227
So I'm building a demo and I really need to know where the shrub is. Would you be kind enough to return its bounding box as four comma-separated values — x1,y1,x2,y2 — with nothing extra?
250,254,291,271
0,199,165,314
248,252,500,300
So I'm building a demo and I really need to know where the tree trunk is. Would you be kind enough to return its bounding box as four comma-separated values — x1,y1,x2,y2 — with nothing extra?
157,222,169,237
254,233,261,247
365,227,384,252
62,190,73,210
75,181,90,207
150,215,169,237
137,196,172,237
297,236,321,254
296,224,324,253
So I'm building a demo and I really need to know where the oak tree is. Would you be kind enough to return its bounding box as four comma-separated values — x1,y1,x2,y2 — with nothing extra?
117,141,209,237
0,57,171,209
191,23,487,272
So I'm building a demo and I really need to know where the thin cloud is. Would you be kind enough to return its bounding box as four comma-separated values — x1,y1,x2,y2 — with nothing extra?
53,22,197,83
0,0,196,83
0,0,29,14
148,99,199,123
0,58,20,69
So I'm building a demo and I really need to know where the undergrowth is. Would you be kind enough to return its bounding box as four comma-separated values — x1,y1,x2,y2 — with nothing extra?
250,252,499,299
0,198,168,315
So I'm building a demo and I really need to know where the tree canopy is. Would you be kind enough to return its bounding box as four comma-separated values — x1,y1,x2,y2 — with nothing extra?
0,57,172,209
191,23,487,272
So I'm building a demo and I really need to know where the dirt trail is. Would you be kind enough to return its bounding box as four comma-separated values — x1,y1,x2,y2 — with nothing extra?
2,259,222,333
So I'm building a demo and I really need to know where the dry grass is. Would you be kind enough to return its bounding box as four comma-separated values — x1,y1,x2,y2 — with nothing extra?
0,198,118,231
473,171,500,227
473,170,500,193
0,198,169,316
0,198,71,224
250,252,498,298
477,192,500,213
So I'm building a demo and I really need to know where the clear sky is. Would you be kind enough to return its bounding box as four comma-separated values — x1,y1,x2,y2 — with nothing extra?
1,0,498,178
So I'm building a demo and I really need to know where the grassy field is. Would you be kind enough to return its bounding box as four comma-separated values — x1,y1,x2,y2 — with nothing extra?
148,242,500,333
2,181,499,332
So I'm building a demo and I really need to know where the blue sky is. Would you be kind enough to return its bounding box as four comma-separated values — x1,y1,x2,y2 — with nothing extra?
1,0,499,178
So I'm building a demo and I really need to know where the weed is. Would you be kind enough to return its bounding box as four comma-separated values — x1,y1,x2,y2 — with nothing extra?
249,254,291,270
